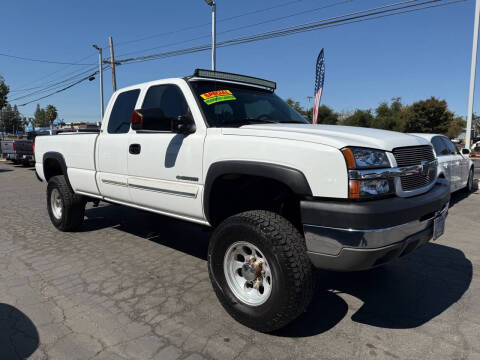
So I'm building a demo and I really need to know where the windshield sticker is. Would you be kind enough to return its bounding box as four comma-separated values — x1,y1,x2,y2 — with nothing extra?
200,90,236,105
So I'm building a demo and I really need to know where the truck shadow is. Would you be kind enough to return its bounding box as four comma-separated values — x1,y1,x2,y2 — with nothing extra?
0,303,39,359
83,205,472,338
276,242,472,337
83,204,210,260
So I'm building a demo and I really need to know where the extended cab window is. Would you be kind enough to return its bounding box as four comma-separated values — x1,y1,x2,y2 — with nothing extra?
431,136,449,156
140,84,190,131
107,89,140,134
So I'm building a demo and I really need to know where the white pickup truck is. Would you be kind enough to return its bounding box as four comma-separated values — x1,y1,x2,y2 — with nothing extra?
35,69,450,332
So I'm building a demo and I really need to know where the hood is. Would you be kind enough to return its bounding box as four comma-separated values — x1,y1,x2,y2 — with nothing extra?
221,123,430,151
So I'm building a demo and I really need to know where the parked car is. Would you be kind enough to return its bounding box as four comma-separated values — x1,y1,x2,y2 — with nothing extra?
34,69,450,332
0,139,34,165
411,134,474,193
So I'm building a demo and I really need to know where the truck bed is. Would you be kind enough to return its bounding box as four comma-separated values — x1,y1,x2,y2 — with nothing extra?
35,133,100,196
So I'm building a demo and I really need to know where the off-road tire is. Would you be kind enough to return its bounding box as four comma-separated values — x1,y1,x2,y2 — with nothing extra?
47,175,85,231
208,210,315,332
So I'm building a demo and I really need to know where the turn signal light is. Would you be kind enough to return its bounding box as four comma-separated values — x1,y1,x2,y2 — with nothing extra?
349,180,360,199
341,148,356,169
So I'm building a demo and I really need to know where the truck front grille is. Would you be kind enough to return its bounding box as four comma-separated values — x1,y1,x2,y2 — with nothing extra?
393,146,436,192
392,146,435,167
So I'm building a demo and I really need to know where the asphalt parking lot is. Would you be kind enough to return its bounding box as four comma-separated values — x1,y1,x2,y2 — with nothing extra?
0,160,479,360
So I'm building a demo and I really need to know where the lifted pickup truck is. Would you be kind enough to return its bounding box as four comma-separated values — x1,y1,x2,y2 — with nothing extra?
35,69,450,332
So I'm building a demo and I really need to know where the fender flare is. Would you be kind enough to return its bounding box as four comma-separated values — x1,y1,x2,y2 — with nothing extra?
43,152,73,190
203,160,312,224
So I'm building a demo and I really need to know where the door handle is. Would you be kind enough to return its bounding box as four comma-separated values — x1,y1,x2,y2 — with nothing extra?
129,144,141,155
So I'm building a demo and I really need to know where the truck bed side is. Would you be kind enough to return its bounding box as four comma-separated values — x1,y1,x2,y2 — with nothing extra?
35,133,100,196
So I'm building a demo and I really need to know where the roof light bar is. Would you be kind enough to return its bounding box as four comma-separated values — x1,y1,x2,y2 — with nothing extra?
193,69,276,90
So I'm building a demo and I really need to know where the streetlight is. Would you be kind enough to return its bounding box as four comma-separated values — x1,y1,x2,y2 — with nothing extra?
92,44,105,121
204,0,216,71
466,0,480,150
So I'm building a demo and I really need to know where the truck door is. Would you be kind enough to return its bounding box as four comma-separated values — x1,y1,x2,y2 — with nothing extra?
96,89,140,203
127,82,206,222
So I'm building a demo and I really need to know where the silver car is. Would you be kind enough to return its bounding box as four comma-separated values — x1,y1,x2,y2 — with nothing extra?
412,134,474,193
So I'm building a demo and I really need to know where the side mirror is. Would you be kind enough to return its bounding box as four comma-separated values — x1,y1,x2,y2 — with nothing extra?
171,115,196,135
461,148,470,155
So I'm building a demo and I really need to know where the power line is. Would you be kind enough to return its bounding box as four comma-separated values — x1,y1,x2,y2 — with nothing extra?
116,0,353,58
9,53,98,92
118,0,462,65
17,71,100,107
9,66,100,101
0,52,95,66
114,0,305,48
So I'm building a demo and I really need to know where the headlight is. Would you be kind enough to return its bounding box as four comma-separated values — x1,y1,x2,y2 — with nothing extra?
349,179,393,199
341,147,390,169
341,147,393,199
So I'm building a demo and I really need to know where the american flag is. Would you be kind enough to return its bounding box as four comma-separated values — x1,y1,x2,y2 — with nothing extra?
312,49,325,124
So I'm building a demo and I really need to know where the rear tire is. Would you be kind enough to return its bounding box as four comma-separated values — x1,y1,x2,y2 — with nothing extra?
208,210,314,332
47,175,85,231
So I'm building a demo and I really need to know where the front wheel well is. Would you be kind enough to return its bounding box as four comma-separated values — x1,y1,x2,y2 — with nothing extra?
206,174,302,229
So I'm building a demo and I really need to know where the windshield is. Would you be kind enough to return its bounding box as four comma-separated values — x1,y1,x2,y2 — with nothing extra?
189,80,309,127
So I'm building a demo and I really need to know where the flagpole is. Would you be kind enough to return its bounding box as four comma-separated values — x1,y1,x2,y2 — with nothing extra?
466,0,480,150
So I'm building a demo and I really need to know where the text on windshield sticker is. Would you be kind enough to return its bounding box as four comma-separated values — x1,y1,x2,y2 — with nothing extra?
200,90,236,105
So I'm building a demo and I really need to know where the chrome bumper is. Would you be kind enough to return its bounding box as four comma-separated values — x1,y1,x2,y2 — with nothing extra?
304,202,449,271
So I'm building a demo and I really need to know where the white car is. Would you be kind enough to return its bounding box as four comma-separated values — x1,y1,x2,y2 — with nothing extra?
411,134,474,193
34,69,450,332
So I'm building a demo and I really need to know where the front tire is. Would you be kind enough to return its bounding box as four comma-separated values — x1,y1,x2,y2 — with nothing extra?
47,175,85,231
465,167,474,193
208,210,314,332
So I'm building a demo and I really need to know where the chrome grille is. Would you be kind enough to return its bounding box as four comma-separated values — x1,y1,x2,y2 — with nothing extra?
400,166,436,191
393,146,436,192
392,146,435,167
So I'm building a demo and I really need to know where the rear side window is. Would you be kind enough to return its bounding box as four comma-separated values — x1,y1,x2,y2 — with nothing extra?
108,89,140,134
431,136,449,156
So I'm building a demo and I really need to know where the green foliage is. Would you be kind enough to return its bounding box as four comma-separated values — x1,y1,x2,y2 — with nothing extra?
0,75,9,110
341,109,374,127
285,98,338,124
446,116,467,139
285,96,464,138
404,97,453,134
34,104,48,127
45,104,58,125
0,103,24,133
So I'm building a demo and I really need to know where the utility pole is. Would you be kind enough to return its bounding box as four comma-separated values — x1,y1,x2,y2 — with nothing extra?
109,36,117,92
92,45,105,120
205,0,216,71
466,0,480,149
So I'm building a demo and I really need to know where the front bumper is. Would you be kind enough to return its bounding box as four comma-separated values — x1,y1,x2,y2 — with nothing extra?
302,180,450,271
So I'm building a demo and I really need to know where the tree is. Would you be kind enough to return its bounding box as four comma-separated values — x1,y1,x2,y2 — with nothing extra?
370,97,408,132
0,75,9,110
315,105,338,125
45,104,58,126
341,109,374,127
446,116,467,139
0,103,23,133
34,104,47,127
404,97,453,134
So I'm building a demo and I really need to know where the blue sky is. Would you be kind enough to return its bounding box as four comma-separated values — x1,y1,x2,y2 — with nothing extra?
0,0,477,124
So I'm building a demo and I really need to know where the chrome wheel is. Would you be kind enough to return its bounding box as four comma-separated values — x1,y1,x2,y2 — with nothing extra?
50,188,63,220
223,241,272,306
